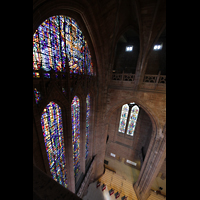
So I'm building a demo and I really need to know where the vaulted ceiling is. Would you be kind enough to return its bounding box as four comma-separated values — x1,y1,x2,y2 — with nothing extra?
33,0,166,88
33,0,166,197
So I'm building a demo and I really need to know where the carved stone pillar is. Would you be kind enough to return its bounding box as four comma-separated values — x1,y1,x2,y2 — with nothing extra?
134,125,166,200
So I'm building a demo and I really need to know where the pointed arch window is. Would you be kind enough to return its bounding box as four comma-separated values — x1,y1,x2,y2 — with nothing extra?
126,105,139,136
85,93,90,160
41,101,67,188
118,103,139,136
33,15,94,77
71,96,80,179
118,104,129,133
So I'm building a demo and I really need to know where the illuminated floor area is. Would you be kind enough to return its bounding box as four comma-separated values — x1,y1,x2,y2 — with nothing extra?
147,191,166,200
151,176,166,195
83,169,166,200
104,156,166,197
104,156,140,184
83,169,138,200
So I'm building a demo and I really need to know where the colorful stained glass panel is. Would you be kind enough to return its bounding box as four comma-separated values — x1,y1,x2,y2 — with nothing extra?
118,104,129,133
85,94,90,160
34,88,41,104
71,96,80,178
33,15,94,76
41,101,67,188
126,105,139,136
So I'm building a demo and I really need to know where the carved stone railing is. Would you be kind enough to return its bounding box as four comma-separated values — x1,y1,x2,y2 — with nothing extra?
159,75,166,84
77,156,96,198
140,73,166,92
33,69,96,103
111,72,165,92
33,70,95,82
112,73,135,82
143,75,157,83
112,73,166,84
143,74,166,84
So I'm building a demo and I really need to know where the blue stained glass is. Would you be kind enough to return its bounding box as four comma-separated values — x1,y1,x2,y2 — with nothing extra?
44,73,50,78
41,101,67,188
33,15,94,75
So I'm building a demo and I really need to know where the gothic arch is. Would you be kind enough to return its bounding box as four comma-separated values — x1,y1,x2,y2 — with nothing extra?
33,1,99,79
33,82,75,190
143,24,166,76
71,84,85,104
104,95,165,199
38,83,69,115
114,25,139,52
105,96,160,137
111,25,140,74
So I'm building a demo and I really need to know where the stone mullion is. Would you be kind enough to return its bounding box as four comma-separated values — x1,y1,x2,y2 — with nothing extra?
140,138,161,192
63,100,75,193
142,136,166,195
63,67,76,193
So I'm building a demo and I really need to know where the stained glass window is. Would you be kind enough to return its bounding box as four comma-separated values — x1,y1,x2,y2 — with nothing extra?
118,104,129,133
33,15,94,77
34,88,41,104
41,101,67,188
71,96,80,178
33,72,40,78
126,105,139,136
85,93,90,160
62,87,66,96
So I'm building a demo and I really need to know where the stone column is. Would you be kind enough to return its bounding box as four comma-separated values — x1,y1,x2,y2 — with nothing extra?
63,102,76,193
134,125,166,200
64,68,76,193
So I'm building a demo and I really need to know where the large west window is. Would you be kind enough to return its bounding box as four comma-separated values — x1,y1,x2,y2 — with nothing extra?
33,15,94,78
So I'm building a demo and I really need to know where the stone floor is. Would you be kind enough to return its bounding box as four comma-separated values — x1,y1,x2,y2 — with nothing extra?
83,170,166,200
83,169,138,200
82,155,165,200
104,156,140,184
104,155,165,195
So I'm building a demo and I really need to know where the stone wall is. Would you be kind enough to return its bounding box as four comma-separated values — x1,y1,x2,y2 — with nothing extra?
33,1,166,199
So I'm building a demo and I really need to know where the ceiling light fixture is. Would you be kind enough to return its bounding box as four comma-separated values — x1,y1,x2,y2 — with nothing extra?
126,46,133,52
153,43,163,50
